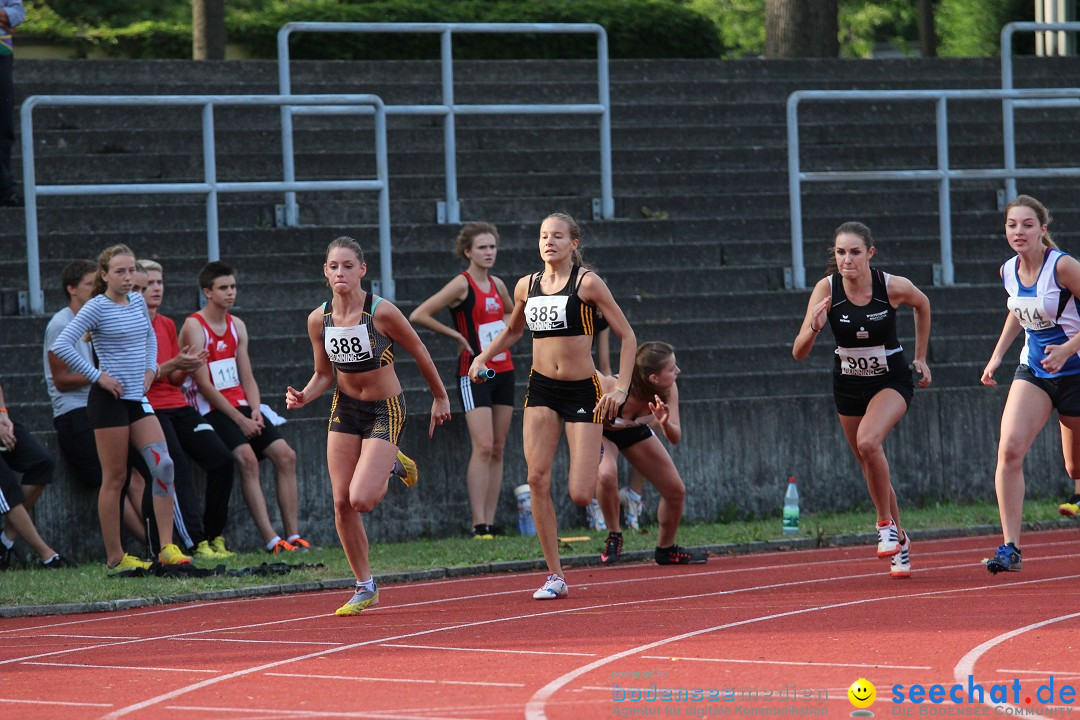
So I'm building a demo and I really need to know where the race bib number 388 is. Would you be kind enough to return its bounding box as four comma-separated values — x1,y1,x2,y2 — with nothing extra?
525,295,569,332
837,345,888,377
324,325,373,364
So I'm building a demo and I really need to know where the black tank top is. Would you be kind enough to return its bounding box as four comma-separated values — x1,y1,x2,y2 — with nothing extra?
827,269,905,379
525,264,598,338
321,292,394,374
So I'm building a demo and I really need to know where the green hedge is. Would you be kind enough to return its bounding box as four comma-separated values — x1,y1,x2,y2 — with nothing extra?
24,0,722,60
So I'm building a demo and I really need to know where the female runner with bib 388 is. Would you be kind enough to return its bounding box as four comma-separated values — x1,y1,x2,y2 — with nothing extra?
792,221,931,579
286,237,451,616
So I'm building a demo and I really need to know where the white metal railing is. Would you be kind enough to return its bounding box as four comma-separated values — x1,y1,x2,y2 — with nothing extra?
20,94,390,315
1000,21,1080,200
276,22,613,226
786,88,1080,289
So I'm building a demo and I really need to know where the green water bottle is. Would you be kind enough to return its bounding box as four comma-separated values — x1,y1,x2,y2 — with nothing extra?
782,477,799,535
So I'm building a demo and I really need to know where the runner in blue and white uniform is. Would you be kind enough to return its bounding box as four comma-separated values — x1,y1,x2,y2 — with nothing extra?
793,221,931,579
980,195,1080,574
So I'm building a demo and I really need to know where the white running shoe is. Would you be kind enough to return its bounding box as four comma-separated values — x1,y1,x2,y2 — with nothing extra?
890,532,911,579
532,574,568,600
876,521,900,558
585,498,607,531
620,487,643,530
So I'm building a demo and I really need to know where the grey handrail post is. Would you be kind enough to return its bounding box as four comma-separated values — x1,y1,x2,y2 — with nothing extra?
277,25,299,226
597,27,614,220
20,97,42,314
936,97,954,286
1000,21,1080,202
375,102,393,300
786,92,806,290
1001,22,1018,201
441,28,460,224
203,103,221,262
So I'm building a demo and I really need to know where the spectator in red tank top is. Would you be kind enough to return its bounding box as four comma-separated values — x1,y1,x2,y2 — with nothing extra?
140,260,236,560
410,222,516,539
179,261,308,555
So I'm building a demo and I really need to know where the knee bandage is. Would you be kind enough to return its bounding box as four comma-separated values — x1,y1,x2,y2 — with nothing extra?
141,441,175,498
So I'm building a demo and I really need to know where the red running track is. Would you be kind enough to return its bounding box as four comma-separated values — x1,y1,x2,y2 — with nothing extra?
1,528,1077,720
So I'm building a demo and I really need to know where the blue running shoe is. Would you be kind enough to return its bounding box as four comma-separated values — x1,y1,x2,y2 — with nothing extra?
985,543,1021,574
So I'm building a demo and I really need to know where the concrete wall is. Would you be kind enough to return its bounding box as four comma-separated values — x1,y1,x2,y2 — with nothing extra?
24,385,1073,562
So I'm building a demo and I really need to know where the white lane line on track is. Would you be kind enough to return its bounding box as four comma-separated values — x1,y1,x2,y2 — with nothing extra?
996,668,1080,676
99,564,1080,720
0,697,112,708
16,634,139,640
174,637,344,646
23,660,221,673
638,655,932,670
3,533,1072,639
265,671,524,688
953,611,1080,715
379,642,595,657
166,704,492,720
523,572,1080,720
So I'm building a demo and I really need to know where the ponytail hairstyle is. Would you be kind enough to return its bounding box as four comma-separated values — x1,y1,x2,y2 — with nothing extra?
454,222,499,263
1005,195,1056,249
542,211,593,269
630,341,676,403
92,244,136,297
825,221,874,276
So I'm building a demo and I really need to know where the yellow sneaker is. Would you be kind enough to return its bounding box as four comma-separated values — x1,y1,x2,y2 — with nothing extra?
335,584,379,616
1060,500,1079,517
194,540,220,559
209,536,235,558
158,543,193,566
393,451,418,488
107,553,151,573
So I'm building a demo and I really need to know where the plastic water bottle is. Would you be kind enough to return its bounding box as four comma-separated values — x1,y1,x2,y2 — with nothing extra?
782,477,799,535
515,484,536,536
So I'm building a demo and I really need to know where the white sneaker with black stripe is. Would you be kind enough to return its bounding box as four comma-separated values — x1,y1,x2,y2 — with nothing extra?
890,532,911,579
876,520,900,558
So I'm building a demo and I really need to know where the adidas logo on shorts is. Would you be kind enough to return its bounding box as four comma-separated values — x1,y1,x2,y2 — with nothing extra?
577,408,586,414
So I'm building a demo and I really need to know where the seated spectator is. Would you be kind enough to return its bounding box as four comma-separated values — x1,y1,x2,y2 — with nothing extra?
44,259,146,542
180,261,308,554
140,259,236,559
0,380,73,570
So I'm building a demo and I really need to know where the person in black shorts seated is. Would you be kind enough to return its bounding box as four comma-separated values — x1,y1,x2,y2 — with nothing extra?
469,212,638,601
410,222,516,539
792,221,932,580
594,341,705,566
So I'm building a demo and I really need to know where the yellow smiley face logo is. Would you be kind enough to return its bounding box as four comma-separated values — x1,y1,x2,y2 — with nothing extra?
848,678,876,708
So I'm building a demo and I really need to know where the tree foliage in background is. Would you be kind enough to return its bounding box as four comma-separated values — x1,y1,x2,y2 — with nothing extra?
24,0,721,60
22,0,1039,60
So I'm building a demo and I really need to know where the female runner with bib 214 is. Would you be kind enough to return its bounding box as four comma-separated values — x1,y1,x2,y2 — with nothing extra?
286,237,451,616
469,212,637,600
980,195,1080,574
792,221,931,579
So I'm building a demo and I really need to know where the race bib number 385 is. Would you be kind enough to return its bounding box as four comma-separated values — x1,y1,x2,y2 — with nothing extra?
525,296,569,332
837,345,888,376
324,325,373,364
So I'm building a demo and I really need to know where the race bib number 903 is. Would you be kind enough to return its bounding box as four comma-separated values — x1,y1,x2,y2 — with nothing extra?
837,345,888,377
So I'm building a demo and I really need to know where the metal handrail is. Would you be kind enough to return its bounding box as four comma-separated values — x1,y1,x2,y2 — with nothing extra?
1000,21,1080,200
786,87,1080,290
20,93,391,315
276,21,613,225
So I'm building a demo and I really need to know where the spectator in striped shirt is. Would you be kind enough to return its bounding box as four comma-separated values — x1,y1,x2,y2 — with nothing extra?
52,244,193,571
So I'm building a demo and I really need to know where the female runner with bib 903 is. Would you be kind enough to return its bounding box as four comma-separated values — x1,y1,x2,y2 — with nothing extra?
792,222,931,579
409,222,515,539
980,195,1080,574
469,212,637,600
286,237,451,616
